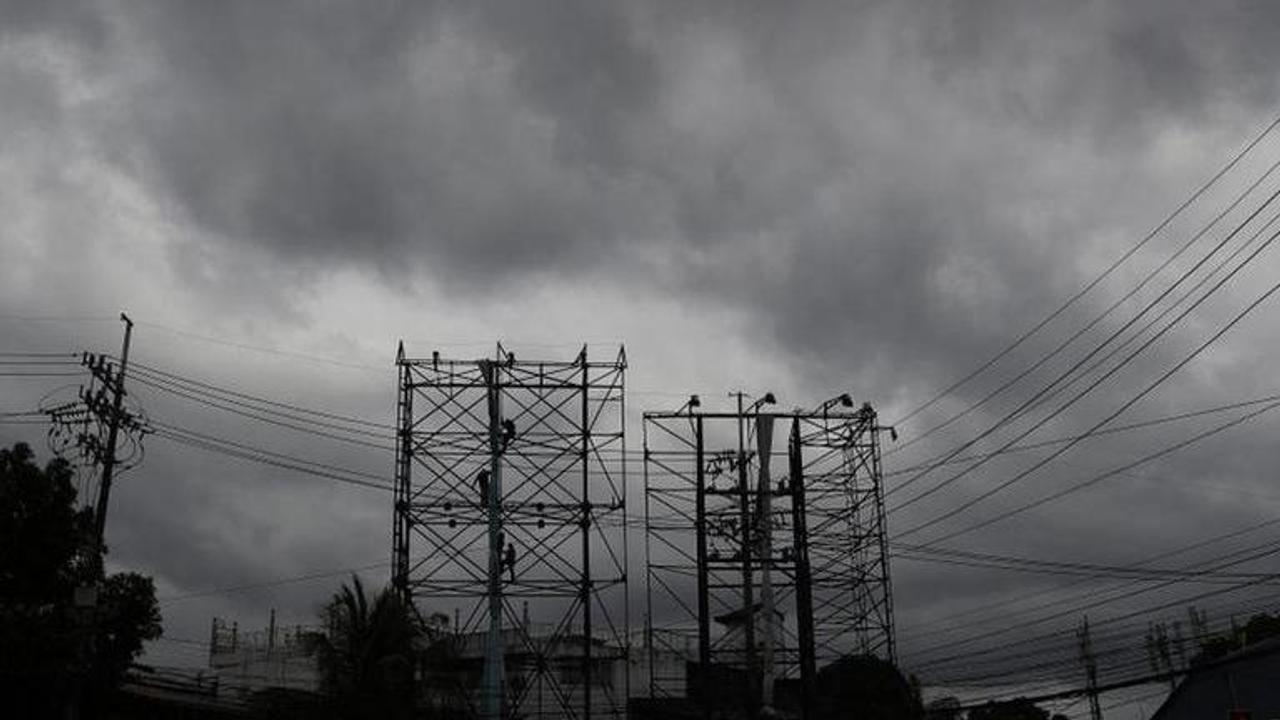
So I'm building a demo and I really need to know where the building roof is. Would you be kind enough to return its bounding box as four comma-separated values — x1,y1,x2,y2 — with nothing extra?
1151,637,1280,720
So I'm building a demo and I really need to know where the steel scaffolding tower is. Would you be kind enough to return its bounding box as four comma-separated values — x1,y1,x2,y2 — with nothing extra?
795,402,896,665
393,343,628,719
643,395,895,719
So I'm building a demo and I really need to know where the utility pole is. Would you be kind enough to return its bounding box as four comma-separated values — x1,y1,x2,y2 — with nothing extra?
1078,615,1103,720
92,312,133,554
66,313,134,720
732,391,758,718
693,415,712,720
788,416,815,720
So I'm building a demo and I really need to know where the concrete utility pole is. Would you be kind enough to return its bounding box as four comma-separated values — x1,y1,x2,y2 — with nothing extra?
93,312,133,552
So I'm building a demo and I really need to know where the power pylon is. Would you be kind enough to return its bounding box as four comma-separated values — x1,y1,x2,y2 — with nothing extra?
392,343,628,719
642,393,896,719
1078,615,1103,720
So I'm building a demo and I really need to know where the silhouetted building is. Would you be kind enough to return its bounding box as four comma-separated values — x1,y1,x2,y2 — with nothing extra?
1151,638,1280,720
207,615,321,697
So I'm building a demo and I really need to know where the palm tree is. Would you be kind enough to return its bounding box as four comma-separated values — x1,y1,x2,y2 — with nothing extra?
308,575,420,720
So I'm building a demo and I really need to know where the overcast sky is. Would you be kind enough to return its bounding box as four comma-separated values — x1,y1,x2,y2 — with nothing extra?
5,2,1280,716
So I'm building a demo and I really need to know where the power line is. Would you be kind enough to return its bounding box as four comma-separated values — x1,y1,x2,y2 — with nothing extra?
898,514,1280,643
892,112,1280,426
906,540,1280,672
894,543,1280,584
130,372,393,451
916,396,1280,546
894,155,1280,462
951,640,1280,712
149,421,392,493
886,391,1280,480
901,519,1280,663
888,183,1280,510
1000,202,1280,434
158,561,388,603
126,360,393,430
898,248,1280,542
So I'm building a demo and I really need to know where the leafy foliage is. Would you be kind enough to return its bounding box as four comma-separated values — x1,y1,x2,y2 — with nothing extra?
0,442,162,714
306,575,421,720
1192,611,1280,665
813,654,923,719
967,697,1068,720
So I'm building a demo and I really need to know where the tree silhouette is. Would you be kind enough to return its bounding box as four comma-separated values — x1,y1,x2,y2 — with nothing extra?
813,654,923,719
0,441,161,715
967,697,1068,720
307,575,420,720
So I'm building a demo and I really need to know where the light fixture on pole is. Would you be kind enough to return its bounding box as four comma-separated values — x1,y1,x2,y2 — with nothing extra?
747,392,777,414
677,394,701,415
816,392,854,417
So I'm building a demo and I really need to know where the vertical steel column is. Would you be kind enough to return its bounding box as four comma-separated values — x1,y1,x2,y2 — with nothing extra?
481,359,505,720
868,415,897,663
694,416,711,720
580,351,593,720
642,419,657,700
756,416,776,707
392,346,413,601
619,351,632,714
735,396,757,715
789,418,815,720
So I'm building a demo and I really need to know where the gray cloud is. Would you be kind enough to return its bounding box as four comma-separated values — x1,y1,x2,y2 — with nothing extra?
7,0,1280,703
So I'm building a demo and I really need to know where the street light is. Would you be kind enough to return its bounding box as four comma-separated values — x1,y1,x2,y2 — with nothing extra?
816,392,854,416
747,392,777,414
676,394,701,414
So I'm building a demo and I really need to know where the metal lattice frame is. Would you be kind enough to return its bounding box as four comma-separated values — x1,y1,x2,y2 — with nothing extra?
643,398,895,718
794,405,896,665
393,343,628,719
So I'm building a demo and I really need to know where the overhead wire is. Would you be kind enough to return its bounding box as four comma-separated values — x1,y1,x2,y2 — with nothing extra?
892,112,1280,427
129,371,393,451
897,236,1280,543
158,561,389,604
915,395,1280,545
125,360,393,430
889,180,1280,513
904,539,1280,673
900,518,1280,658
998,200,1280,433
897,512,1280,643
149,420,392,493
892,198,1280,539
891,153,1280,458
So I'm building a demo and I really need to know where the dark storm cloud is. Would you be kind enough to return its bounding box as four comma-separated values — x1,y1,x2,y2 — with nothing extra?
10,0,1280,694
16,1,1280,373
